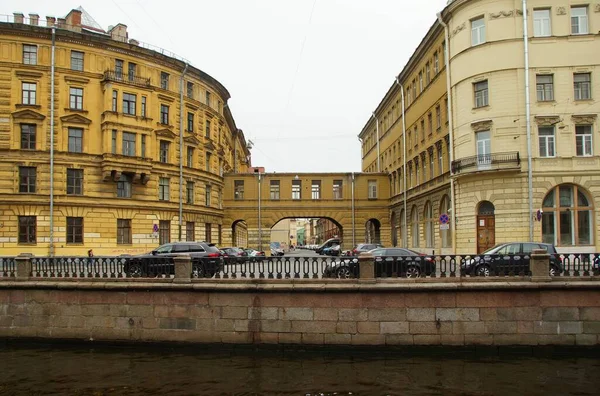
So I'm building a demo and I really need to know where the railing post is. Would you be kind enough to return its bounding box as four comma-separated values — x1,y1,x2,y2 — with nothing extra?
15,253,32,280
530,248,551,282
173,255,192,283
358,252,375,281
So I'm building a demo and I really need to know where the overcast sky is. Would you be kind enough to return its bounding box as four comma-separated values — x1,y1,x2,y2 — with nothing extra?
3,0,449,173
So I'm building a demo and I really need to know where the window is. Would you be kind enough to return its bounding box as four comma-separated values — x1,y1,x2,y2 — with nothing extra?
187,112,194,132
424,202,434,248
429,151,435,178
128,63,136,81
160,72,169,90
433,51,439,74
292,180,301,200
186,222,195,242
205,152,212,172
66,168,83,195
576,125,593,156
428,113,433,135
18,216,36,244
205,91,211,107
419,72,423,93
420,120,425,141
68,128,83,153
333,180,343,199
22,82,36,105
311,180,321,200
122,132,136,156
117,219,132,244
159,220,170,245
159,177,170,201
205,223,212,243
66,217,83,244
574,73,591,100
23,44,37,65
160,104,169,124
234,180,244,200
122,93,136,115
412,80,416,101
415,161,420,184
117,174,132,198
542,185,593,246
112,90,118,112
269,180,280,200
474,80,489,108
368,180,377,199
571,6,588,35
205,119,211,138
159,141,170,163
532,9,551,38
141,135,146,158
141,96,147,117
435,106,441,130
71,51,84,71
115,59,124,78
111,130,117,154
205,184,211,206
536,75,554,101
425,62,431,84
69,87,83,110
187,147,194,167
410,207,419,248
471,17,485,46
186,181,194,204
21,124,36,150
186,82,194,99
476,131,491,169
19,166,36,193
538,126,555,158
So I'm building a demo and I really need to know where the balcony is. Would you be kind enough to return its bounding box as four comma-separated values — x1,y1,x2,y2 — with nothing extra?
101,153,153,184
103,70,151,88
451,151,521,175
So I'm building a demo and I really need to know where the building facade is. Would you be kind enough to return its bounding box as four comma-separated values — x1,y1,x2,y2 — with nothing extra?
0,9,250,256
361,0,600,254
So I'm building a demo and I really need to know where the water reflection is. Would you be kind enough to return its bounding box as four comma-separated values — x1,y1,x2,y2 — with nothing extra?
0,343,599,395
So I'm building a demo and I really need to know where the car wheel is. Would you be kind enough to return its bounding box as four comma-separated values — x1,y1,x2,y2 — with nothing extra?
127,261,144,278
192,264,206,278
549,265,559,277
475,265,491,277
406,266,421,278
336,266,353,279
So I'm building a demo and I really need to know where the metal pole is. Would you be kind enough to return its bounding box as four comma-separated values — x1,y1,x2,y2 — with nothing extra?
178,63,188,241
522,0,534,241
395,77,407,248
351,172,356,247
373,113,380,172
49,27,56,257
258,173,262,251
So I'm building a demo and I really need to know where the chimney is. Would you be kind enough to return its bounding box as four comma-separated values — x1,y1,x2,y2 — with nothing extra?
13,13,24,24
46,16,56,27
57,18,66,28
109,23,128,43
29,14,39,26
65,9,82,32
129,38,139,46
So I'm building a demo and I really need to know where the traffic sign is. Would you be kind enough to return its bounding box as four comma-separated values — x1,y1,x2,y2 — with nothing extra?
439,213,449,224
152,224,159,233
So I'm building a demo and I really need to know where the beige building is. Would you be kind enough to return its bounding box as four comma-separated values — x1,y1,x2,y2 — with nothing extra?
361,0,600,254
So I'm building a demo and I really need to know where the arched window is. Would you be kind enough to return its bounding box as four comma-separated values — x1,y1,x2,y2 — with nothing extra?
410,206,419,248
439,195,451,248
391,212,398,247
542,185,594,246
399,209,406,247
424,201,434,248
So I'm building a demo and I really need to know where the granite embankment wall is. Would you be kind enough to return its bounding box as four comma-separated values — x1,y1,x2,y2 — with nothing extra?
1,282,600,346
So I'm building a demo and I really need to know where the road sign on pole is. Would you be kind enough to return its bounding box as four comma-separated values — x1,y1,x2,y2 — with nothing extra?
439,213,449,224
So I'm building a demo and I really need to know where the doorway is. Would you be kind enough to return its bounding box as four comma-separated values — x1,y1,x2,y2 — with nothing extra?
476,201,495,254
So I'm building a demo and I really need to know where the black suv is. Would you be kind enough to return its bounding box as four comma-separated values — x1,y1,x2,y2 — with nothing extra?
460,242,562,277
124,241,223,278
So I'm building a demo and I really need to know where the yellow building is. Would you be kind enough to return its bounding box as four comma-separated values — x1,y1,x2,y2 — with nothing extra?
0,8,250,256
361,0,600,254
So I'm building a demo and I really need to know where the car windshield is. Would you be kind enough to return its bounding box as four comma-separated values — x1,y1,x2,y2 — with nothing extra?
155,244,172,254
370,248,385,257
481,245,506,255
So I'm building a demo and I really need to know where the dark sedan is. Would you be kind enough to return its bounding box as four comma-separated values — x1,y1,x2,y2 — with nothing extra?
221,247,248,264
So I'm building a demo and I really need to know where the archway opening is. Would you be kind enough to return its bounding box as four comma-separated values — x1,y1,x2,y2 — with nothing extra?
270,217,343,253
477,201,495,254
365,218,381,244
232,219,248,247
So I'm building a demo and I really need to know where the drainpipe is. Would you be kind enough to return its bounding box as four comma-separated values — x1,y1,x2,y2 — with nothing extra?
257,173,262,251
49,27,56,257
437,12,457,253
178,63,189,241
522,0,534,241
351,172,356,247
395,77,407,248
373,113,381,172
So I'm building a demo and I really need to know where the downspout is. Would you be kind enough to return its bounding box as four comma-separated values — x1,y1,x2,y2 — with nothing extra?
258,173,262,251
437,12,457,253
395,77,407,248
178,62,189,241
233,129,238,173
49,27,56,257
522,0,534,241
351,172,356,247
373,113,381,172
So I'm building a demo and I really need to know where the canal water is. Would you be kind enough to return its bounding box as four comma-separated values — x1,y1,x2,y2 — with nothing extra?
1,342,599,395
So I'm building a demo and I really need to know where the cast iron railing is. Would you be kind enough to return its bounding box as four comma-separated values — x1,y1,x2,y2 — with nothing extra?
103,70,151,88
451,151,520,174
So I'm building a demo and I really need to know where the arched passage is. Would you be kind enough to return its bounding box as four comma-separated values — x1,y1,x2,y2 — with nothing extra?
477,201,495,254
365,218,381,244
232,219,248,247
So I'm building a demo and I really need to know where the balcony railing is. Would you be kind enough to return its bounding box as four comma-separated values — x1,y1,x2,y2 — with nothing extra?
103,70,151,88
451,151,520,175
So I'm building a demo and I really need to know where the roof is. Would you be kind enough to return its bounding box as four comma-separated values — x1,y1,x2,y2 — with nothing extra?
75,6,105,33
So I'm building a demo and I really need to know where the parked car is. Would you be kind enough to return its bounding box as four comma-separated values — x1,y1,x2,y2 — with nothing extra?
123,241,223,278
270,242,284,257
221,247,248,264
322,244,341,256
324,247,434,279
352,243,384,255
460,242,562,277
244,248,266,261
315,238,341,255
